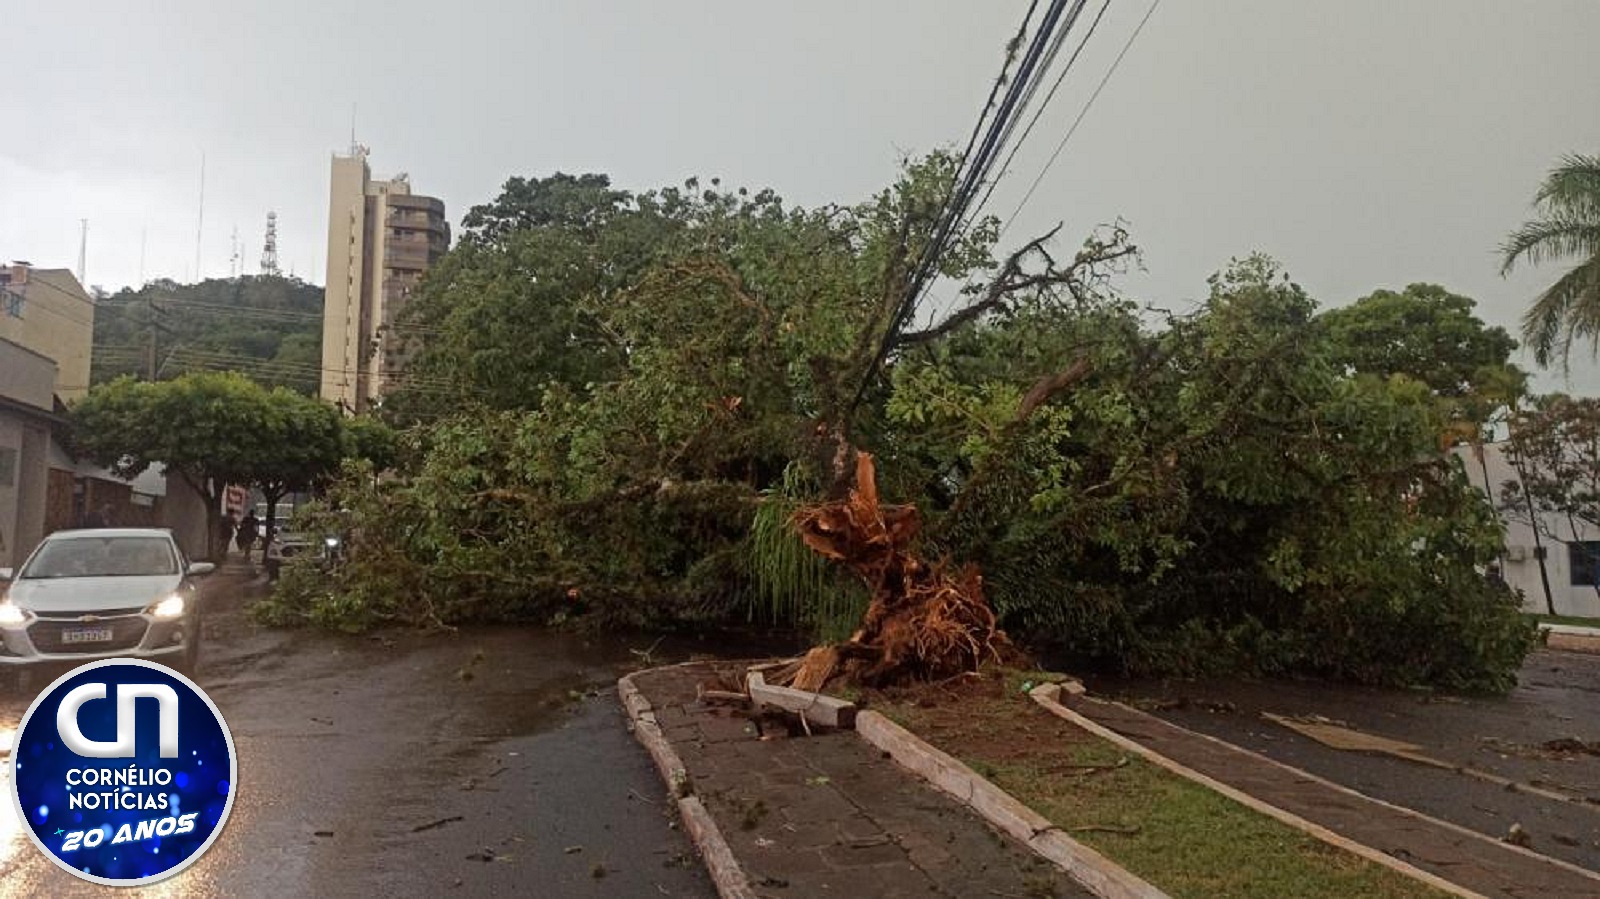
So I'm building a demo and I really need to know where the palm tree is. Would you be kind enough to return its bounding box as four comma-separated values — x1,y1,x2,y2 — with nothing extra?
1502,153,1600,368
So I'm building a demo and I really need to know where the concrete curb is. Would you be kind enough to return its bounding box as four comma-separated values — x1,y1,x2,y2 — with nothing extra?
618,673,755,899
1539,623,1600,637
854,709,1168,899
1029,684,1488,899
1541,626,1600,654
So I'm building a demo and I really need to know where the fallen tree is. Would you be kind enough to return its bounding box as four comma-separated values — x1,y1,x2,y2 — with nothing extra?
769,452,1017,691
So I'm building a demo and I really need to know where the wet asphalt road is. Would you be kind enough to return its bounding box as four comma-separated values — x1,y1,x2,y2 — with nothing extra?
0,573,735,898
1089,649,1600,872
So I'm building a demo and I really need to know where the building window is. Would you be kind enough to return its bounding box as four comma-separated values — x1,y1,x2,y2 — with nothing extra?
1570,541,1600,586
3,289,22,318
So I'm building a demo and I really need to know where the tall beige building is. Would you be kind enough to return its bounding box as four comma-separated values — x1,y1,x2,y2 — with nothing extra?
0,264,94,403
320,148,449,412
0,263,93,565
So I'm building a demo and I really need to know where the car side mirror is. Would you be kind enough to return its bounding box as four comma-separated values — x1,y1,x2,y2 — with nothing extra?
186,562,216,577
0,568,11,582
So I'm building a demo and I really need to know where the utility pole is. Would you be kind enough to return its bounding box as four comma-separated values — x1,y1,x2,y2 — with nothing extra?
77,219,88,287
194,152,206,283
146,296,158,380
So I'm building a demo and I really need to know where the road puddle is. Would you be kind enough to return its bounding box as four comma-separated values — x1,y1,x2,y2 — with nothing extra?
0,721,31,892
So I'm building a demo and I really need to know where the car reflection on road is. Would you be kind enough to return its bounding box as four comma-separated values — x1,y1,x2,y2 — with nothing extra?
0,722,25,877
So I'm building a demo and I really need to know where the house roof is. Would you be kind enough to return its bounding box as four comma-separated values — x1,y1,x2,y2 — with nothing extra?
0,390,64,426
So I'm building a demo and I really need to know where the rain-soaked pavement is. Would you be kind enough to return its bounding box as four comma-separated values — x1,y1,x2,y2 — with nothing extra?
1087,650,1600,872
0,572,795,897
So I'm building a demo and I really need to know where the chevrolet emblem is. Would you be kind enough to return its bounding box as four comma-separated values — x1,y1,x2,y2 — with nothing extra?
77,615,101,623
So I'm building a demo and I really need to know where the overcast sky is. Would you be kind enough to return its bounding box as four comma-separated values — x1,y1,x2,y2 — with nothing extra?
5,0,1600,392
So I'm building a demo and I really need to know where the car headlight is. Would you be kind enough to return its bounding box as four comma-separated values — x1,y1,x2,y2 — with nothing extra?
0,601,27,626
149,595,186,620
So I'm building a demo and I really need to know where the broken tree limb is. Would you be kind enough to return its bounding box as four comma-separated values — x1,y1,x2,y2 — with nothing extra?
775,452,1017,691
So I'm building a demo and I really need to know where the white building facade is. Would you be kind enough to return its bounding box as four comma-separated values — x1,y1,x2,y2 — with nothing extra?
1457,441,1600,618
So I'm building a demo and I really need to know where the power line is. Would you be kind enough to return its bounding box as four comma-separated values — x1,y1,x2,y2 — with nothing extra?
12,272,98,308
161,349,461,390
3,286,94,328
902,0,1081,325
953,0,1045,187
968,0,1111,223
101,296,322,321
852,0,1086,413
1003,0,1162,233
967,0,1093,221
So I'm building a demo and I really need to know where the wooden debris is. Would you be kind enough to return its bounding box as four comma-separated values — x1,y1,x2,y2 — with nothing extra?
749,682,857,729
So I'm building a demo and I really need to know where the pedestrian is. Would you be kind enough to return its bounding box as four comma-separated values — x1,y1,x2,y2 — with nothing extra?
219,513,238,557
85,504,113,529
237,510,260,560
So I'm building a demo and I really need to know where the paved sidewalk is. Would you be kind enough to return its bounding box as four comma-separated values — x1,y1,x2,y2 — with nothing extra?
1063,694,1600,898
630,663,1089,897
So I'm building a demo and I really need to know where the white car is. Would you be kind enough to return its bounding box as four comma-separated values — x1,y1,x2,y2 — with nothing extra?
0,528,214,680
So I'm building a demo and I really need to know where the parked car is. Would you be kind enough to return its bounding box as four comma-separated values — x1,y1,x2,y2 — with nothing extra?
263,530,343,581
0,528,213,682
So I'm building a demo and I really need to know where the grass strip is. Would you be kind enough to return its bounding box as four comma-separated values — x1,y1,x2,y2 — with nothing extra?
873,680,1447,899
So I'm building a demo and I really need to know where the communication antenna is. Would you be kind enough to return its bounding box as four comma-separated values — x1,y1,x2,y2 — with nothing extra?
194,152,206,282
261,211,281,276
139,228,147,285
77,219,88,286
229,226,241,279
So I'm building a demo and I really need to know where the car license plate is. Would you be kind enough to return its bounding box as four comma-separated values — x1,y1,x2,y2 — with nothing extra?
61,627,114,644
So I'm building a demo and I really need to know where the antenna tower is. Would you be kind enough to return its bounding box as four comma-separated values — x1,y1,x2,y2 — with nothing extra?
229,226,241,279
261,211,281,277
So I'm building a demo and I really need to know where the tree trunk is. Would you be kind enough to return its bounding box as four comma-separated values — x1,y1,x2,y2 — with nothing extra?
261,485,286,566
1510,458,1558,616
1474,441,1496,510
784,452,1014,691
182,472,227,564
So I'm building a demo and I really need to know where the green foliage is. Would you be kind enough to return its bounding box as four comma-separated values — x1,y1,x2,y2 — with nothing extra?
894,256,1533,691
747,465,869,641
93,276,324,394
69,372,367,558
1501,153,1600,367
1318,283,1518,398
1500,394,1600,547
278,159,1535,693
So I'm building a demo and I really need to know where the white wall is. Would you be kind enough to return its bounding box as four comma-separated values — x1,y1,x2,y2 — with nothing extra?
1457,442,1600,618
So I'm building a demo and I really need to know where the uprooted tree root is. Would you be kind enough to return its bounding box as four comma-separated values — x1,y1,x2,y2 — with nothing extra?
768,452,1020,692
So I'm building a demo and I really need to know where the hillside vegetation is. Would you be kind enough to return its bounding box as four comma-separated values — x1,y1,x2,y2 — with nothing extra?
93,275,324,395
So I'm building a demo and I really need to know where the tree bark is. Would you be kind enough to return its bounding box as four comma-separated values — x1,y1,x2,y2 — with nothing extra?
1508,455,1558,616
261,484,286,566
180,471,227,564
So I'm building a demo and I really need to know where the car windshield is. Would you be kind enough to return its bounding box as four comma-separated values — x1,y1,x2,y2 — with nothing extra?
20,536,179,579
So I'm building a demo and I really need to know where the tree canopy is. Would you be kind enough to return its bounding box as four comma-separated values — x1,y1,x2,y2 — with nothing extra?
1318,283,1518,398
93,275,323,395
264,159,1535,692
1502,152,1600,367
69,372,379,557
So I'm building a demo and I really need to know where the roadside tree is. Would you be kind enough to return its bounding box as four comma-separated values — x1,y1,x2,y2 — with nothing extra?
1500,395,1600,610
70,373,361,561
71,373,277,559
1502,153,1600,367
